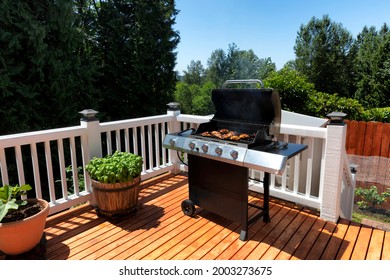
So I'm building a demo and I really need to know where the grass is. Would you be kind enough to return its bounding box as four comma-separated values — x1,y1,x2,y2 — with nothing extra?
352,205,390,224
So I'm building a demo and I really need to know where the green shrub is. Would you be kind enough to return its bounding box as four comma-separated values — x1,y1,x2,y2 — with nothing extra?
306,91,365,120
355,186,390,209
361,107,390,123
264,67,315,114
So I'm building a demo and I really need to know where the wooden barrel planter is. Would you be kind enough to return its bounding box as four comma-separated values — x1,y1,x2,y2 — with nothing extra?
91,176,141,217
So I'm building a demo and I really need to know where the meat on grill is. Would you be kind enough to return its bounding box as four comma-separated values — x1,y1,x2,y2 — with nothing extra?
222,131,235,139
200,129,253,141
211,131,223,139
238,133,250,139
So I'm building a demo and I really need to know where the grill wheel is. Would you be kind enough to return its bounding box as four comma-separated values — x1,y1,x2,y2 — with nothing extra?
181,199,195,216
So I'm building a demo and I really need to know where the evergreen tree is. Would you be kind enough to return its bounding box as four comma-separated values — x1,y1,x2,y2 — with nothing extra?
91,0,180,120
354,24,390,108
294,15,356,97
183,60,205,85
205,43,275,87
0,0,99,134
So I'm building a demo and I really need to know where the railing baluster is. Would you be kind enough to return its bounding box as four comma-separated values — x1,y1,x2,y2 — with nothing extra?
44,141,56,203
57,138,68,200
69,137,79,196
133,127,139,155
305,137,315,197
281,134,289,190
124,128,130,153
0,148,9,185
30,143,42,199
115,129,121,151
106,132,112,155
148,124,153,170
270,174,276,188
155,123,160,168
15,146,25,186
293,136,302,193
141,125,146,173
162,123,167,165
80,134,91,193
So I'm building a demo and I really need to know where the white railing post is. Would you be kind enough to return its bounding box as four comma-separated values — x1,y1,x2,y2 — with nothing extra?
320,112,347,222
79,109,102,160
79,109,102,205
166,102,181,174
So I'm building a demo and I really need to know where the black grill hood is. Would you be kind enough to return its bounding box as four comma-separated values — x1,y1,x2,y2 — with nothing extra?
211,85,281,138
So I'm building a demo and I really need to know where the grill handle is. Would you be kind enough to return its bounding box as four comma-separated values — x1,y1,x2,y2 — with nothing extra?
222,79,264,89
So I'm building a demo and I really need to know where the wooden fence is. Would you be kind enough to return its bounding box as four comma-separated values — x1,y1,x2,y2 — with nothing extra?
345,120,390,208
345,120,390,158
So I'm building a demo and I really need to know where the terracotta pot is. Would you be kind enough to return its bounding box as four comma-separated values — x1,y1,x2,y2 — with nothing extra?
0,198,49,255
91,176,140,217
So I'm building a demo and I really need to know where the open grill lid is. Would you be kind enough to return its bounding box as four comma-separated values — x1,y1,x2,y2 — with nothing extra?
210,80,281,138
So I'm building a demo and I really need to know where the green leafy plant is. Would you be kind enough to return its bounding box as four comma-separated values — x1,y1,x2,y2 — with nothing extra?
85,151,143,184
0,184,32,222
56,165,85,195
355,186,390,210
361,107,390,123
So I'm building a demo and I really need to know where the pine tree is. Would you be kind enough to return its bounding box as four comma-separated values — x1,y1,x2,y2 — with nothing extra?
0,0,100,134
91,0,180,120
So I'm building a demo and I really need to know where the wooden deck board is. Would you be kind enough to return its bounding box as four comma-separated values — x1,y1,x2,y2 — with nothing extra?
366,228,385,260
244,205,302,260
290,218,326,260
351,225,373,260
382,232,390,259
259,206,309,260
88,190,190,260
320,218,349,260
336,221,361,260
4,173,388,260
274,211,318,260
306,221,337,259
213,201,286,260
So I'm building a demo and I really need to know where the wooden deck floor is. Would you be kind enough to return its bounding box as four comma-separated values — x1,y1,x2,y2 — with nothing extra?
6,173,390,260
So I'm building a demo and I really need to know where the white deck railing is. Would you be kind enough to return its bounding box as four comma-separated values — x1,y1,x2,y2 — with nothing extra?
249,124,327,210
0,108,355,221
177,116,328,210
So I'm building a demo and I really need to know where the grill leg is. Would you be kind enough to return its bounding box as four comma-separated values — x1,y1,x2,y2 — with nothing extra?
239,230,248,241
263,172,270,222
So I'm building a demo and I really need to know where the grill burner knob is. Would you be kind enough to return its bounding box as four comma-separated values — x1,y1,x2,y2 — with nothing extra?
169,139,176,147
201,144,208,153
230,150,239,159
215,147,223,156
188,142,196,150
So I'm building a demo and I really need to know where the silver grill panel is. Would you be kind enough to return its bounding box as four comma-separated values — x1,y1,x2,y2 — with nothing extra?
163,133,288,175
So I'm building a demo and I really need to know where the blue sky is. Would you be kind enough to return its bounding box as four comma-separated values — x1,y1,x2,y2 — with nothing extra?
174,0,390,74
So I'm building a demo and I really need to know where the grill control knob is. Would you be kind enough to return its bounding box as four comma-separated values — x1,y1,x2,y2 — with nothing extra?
201,144,209,153
188,142,196,150
215,147,223,156
230,150,239,159
169,138,176,147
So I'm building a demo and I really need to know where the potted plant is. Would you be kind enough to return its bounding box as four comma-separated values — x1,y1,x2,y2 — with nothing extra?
86,151,143,217
0,184,50,256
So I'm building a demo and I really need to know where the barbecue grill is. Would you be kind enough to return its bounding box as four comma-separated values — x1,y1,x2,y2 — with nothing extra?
163,79,307,241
